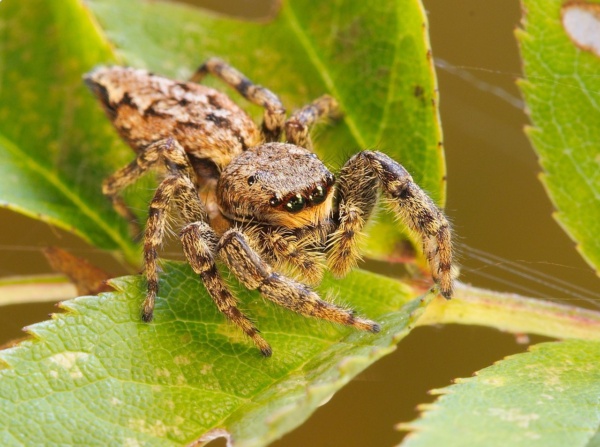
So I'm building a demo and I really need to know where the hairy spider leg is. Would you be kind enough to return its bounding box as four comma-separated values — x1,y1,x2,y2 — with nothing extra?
284,95,342,150
142,142,207,319
190,58,286,142
329,150,454,299
102,138,195,238
180,222,271,356
327,154,379,277
217,229,380,333
109,136,270,353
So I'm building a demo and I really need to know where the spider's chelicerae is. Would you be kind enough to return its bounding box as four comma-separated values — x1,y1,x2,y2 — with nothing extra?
85,58,454,356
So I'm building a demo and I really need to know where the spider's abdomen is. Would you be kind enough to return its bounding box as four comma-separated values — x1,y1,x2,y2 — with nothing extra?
85,66,262,168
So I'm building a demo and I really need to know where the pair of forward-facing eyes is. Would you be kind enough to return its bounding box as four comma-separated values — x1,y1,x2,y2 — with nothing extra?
246,174,336,213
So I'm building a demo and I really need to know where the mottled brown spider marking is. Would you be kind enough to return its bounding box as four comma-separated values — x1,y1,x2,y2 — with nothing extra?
84,66,262,168
87,59,455,355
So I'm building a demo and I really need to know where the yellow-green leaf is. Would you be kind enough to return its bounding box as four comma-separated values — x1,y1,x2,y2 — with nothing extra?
517,0,600,273
0,0,139,263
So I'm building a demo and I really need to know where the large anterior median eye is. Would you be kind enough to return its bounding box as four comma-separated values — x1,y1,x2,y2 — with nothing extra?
308,185,327,205
285,194,305,213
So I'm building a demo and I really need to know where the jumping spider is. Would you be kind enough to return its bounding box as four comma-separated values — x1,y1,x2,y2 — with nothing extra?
85,58,454,356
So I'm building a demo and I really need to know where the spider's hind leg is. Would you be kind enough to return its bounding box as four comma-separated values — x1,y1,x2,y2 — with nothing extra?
330,151,454,299
190,58,286,142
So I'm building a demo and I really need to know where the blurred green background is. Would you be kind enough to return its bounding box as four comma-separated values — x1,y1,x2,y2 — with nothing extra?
0,0,598,445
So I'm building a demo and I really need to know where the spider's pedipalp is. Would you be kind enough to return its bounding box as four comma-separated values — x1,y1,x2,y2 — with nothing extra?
327,155,379,277
251,227,327,285
217,229,379,333
180,222,271,356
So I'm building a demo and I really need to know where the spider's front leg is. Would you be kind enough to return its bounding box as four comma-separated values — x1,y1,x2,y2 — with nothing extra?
180,223,271,356
330,151,454,299
218,229,380,333
141,144,270,354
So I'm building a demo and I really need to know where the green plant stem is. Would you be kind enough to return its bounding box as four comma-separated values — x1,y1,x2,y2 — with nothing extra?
418,282,600,340
0,275,77,306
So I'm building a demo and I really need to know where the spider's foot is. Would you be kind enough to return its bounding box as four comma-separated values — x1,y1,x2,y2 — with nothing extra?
141,310,154,323
436,265,456,300
250,331,273,357
351,317,381,333
440,287,453,300
141,294,155,322
259,344,273,358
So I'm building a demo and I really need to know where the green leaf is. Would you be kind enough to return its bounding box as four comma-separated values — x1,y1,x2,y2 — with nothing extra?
0,0,140,264
399,340,600,447
517,0,600,272
0,262,422,446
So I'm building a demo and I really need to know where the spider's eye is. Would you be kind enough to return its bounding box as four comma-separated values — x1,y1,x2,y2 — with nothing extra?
308,185,327,205
247,175,256,186
285,194,305,213
269,196,282,207
325,173,336,187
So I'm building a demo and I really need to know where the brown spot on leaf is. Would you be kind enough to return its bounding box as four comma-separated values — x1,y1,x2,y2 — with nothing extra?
562,1,600,57
414,85,425,99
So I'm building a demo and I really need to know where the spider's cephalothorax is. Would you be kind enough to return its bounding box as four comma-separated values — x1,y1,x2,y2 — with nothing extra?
85,58,454,356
